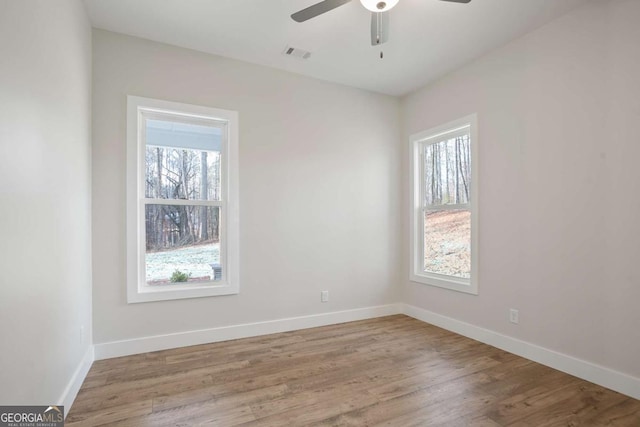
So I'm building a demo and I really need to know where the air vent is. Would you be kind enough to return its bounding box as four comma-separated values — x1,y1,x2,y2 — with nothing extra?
283,45,311,60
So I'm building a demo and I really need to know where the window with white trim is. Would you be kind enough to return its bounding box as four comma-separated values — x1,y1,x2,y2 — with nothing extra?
410,114,478,294
127,96,239,303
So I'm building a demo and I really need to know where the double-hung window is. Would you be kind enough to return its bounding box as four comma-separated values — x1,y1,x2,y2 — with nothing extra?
127,96,239,303
410,114,478,294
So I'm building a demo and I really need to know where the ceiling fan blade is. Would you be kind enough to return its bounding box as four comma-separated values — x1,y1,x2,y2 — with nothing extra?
440,0,472,3
291,0,352,22
370,11,389,46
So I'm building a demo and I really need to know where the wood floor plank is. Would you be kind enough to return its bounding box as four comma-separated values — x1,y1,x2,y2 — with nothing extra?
314,371,496,426
67,315,640,426
510,382,631,427
72,372,216,414
65,399,153,426
586,399,640,426
108,400,255,427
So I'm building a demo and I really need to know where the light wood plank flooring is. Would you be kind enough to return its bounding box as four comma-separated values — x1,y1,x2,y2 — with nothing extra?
67,315,640,426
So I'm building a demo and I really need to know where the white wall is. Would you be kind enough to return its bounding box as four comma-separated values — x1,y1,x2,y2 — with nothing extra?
402,0,640,378
92,30,401,345
0,0,92,405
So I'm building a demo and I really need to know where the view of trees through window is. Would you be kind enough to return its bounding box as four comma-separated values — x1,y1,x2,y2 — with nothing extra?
423,134,471,278
144,143,222,285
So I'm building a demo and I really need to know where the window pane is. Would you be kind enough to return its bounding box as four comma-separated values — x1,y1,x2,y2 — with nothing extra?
145,146,221,201
423,134,470,206
145,204,221,284
424,209,470,278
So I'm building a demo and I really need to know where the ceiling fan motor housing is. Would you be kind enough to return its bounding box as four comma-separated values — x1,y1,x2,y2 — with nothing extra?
360,0,399,12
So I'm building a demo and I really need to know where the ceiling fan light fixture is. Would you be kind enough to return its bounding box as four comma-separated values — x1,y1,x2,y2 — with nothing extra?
360,0,399,12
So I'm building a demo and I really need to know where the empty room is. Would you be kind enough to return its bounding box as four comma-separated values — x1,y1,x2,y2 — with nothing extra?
1,0,639,425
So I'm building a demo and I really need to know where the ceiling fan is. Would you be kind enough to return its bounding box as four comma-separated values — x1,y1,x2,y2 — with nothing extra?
291,0,472,47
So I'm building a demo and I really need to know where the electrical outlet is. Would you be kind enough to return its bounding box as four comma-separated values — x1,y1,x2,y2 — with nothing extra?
509,309,519,324
321,290,329,303
80,325,85,344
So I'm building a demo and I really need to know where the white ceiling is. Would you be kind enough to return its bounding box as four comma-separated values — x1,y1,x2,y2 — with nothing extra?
83,0,591,96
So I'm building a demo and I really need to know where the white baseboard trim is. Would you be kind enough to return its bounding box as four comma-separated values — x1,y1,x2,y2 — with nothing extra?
94,304,402,360
58,345,94,418
402,303,640,400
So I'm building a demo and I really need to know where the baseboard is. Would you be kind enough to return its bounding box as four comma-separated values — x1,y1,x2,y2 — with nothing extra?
94,304,402,360
58,345,94,418
402,303,640,400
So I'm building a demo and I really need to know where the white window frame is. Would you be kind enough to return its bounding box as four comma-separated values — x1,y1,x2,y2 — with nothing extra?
410,114,478,295
126,96,239,303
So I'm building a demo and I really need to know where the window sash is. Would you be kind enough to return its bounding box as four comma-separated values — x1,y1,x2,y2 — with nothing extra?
419,131,471,209
140,114,226,201
421,207,471,279
140,201,226,286
419,213,471,284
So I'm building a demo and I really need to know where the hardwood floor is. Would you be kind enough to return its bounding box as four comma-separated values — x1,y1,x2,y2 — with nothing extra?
67,315,640,426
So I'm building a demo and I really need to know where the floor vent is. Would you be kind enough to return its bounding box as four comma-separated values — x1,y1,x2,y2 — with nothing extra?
283,45,311,60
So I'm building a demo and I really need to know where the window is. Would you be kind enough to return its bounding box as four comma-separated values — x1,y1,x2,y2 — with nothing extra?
410,114,478,294
127,96,239,303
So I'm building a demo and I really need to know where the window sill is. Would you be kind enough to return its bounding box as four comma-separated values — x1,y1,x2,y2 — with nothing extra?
410,272,477,295
127,282,239,303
